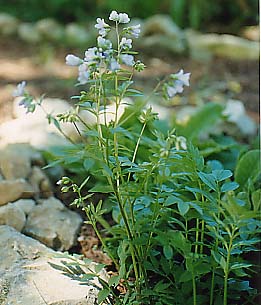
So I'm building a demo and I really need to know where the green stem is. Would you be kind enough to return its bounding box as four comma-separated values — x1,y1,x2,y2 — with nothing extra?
195,218,199,254
192,271,197,305
223,228,234,305
210,267,215,305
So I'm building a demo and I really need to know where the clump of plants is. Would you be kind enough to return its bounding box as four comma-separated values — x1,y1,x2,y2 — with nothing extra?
14,10,260,305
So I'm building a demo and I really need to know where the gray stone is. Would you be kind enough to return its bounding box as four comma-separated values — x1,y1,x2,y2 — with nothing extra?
24,197,82,250
18,22,42,43
35,18,64,42
65,23,91,46
0,225,106,305
0,179,34,206
28,166,53,198
0,13,19,36
186,30,259,60
0,204,26,231
140,15,185,54
241,25,259,41
12,199,36,215
0,143,43,179
0,145,32,180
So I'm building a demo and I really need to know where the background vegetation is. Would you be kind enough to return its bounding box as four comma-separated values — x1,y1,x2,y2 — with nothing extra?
0,0,258,30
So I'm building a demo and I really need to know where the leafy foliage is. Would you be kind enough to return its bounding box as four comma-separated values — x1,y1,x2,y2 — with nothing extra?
0,0,258,30
18,11,260,305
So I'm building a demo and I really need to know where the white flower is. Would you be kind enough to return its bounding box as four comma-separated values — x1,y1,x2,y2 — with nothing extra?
166,85,178,98
13,81,26,97
173,69,190,87
78,63,90,84
109,10,119,22
129,24,141,38
95,18,109,30
97,36,112,50
166,70,191,98
118,13,130,24
110,59,120,71
95,18,109,37
121,54,134,66
166,80,185,98
65,54,82,66
120,37,132,49
84,47,98,63
109,11,130,23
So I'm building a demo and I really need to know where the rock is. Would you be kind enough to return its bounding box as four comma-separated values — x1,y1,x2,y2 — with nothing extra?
241,25,259,41
139,15,185,54
28,166,53,198
0,143,43,179
0,179,34,206
35,18,64,42
0,98,75,149
223,99,257,136
0,225,106,305
0,145,31,180
138,34,186,54
142,14,183,38
185,30,260,60
65,23,91,46
0,117,71,149
0,204,26,231
12,199,36,215
13,97,80,139
0,13,19,36
18,22,42,43
24,197,82,250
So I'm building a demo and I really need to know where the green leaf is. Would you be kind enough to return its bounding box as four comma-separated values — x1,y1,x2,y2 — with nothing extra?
219,256,226,270
177,201,190,216
252,189,261,211
221,181,239,192
83,158,95,171
108,275,120,287
230,263,252,270
213,169,232,182
97,288,110,304
179,270,192,283
235,150,260,189
198,171,218,191
163,245,173,259
89,184,113,193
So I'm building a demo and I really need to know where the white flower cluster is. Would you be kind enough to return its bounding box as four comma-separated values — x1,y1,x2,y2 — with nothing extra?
165,70,191,98
65,11,142,85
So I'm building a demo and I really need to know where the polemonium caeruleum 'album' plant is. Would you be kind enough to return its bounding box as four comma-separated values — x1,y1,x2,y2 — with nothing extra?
14,10,260,305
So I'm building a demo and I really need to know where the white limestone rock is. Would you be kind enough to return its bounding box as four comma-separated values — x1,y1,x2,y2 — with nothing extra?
24,197,82,250
0,204,26,231
185,30,259,60
0,179,34,206
12,199,36,215
0,225,106,305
